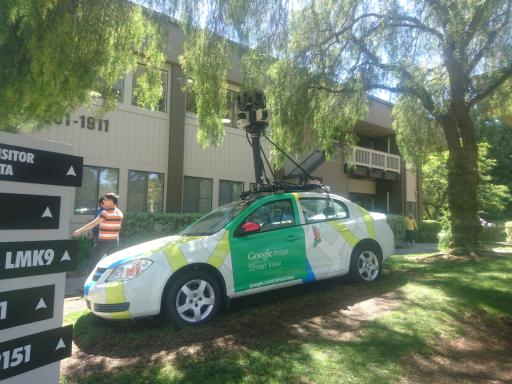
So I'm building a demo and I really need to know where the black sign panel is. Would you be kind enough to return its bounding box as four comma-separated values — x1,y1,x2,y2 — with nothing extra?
0,325,72,380
0,193,60,230
0,240,77,279
0,143,82,187
0,285,54,330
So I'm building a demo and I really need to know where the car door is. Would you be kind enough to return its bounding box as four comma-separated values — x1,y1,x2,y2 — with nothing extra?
298,197,353,277
229,197,310,293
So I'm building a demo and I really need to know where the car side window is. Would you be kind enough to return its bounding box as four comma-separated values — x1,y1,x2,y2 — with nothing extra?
300,198,350,223
242,199,295,233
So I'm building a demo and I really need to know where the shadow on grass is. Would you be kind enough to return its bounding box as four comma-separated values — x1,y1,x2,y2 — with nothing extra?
68,313,427,384
65,253,512,384
69,272,408,369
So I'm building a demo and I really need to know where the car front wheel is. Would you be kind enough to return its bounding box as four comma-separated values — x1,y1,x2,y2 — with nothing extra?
164,271,221,326
349,244,382,283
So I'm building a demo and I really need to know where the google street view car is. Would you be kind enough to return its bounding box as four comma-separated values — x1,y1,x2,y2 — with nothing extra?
84,189,394,325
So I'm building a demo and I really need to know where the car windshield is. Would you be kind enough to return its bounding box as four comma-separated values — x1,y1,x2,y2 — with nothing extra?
180,200,253,236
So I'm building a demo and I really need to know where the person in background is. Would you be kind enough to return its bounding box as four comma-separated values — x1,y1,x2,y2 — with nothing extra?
72,192,124,273
404,212,417,246
89,197,104,242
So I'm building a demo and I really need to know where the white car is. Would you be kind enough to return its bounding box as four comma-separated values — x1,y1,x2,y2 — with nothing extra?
84,192,394,325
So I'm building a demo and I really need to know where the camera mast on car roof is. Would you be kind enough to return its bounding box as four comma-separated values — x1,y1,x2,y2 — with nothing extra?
237,89,329,199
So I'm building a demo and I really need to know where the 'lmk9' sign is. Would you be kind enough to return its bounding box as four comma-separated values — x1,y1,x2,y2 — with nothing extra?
0,240,77,279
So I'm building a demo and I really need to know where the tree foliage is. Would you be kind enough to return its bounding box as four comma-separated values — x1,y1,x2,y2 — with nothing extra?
0,0,165,132
423,144,511,221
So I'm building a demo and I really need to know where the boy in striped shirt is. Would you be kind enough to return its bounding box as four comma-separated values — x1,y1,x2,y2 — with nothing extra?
72,192,124,272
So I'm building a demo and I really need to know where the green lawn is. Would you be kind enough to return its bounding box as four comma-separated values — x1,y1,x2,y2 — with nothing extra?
61,252,512,384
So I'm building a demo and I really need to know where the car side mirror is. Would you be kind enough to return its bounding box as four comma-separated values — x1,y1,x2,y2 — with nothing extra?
239,221,261,235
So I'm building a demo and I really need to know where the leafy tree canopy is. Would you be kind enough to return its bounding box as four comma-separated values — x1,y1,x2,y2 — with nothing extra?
0,0,165,132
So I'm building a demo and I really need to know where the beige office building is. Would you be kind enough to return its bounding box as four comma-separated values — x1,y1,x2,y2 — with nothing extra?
27,22,419,228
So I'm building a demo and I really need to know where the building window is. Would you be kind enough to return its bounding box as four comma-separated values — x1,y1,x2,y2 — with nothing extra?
185,88,239,128
127,171,165,213
131,64,168,112
183,176,213,213
186,90,197,113
224,89,239,128
74,166,119,215
219,180,244,206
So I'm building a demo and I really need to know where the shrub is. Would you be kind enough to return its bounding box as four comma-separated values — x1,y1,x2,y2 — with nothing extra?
416,220,441,243
480,224,506,243
386,214,406,245
505,221,512,243
120,212,203,248
437,216,452,252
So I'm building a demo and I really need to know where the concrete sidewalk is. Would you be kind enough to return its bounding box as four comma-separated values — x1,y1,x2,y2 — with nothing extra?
65,276,86,297
393,243,439,255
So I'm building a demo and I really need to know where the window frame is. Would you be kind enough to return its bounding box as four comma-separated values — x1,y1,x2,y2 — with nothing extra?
219,179,244,206
131,63,169,112
127,170,165,213
298,197,350,225
74,165,119,215
182,176,213,213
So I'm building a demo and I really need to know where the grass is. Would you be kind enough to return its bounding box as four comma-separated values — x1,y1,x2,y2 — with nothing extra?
61,252,512,384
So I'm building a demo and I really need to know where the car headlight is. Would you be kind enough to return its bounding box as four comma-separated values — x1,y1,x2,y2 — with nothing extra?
107,259,153,282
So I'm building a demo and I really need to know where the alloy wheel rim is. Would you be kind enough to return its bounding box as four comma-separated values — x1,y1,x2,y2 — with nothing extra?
175,279,215,323
357,251,379,281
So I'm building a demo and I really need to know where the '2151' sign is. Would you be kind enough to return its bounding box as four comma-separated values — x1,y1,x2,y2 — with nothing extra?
55,113,109,133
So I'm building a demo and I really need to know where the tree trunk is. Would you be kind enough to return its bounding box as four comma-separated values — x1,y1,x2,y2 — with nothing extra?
442,112,480,255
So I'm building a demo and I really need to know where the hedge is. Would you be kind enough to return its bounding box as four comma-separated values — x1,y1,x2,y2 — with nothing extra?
416,220,441,243
385,214,406,245
120,212,204,247
505,221,512,243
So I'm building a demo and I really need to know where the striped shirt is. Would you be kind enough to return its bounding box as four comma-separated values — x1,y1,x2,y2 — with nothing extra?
98,208,123,241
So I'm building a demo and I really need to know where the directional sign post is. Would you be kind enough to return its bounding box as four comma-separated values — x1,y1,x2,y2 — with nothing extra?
0,325,73,381
0,193,61,230
0,240,77,279
0,132,82,384
0,143,82,187
0,286,55,330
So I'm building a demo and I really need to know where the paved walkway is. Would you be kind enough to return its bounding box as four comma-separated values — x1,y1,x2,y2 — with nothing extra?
393,242,439,255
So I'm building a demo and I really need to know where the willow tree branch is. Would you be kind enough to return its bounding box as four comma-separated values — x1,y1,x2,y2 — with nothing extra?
468,64,512,107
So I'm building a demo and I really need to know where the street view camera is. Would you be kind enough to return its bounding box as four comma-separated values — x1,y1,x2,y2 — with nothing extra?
237,90,272,186
237,89,321,196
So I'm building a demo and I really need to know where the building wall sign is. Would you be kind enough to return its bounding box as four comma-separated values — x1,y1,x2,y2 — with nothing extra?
0,143,83,187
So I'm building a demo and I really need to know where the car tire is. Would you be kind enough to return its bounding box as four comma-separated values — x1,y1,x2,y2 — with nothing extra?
349,243,382,283
163,270,221,326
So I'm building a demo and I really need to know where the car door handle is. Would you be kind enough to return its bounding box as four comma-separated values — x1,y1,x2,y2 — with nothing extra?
286,234,302,242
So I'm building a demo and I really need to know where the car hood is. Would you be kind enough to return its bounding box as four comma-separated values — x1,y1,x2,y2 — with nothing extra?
97,235,204,269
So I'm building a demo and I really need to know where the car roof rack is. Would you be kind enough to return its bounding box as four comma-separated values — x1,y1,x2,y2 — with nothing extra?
240,180,327,200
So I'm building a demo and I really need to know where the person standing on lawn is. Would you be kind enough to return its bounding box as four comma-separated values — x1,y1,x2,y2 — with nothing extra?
404,212,417,246
72,192,123,272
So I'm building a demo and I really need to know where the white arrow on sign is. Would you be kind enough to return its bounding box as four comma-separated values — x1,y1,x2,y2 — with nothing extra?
66,166,77,177
55,338,66,351
35,298,47,310
41,207,53,218
60,250,71,262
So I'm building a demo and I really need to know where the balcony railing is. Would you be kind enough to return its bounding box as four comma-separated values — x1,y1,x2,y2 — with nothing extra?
353,146,401,173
